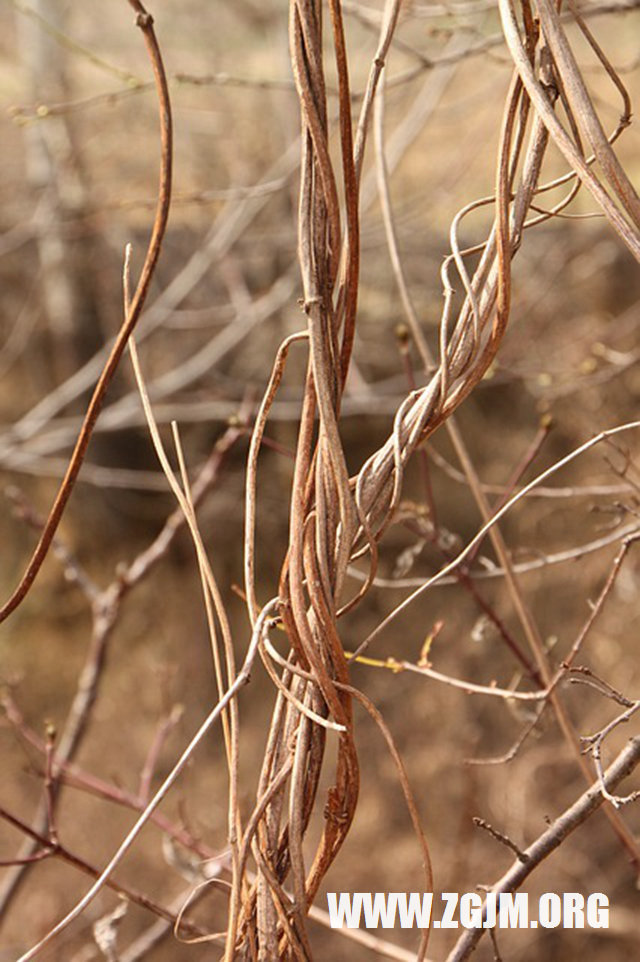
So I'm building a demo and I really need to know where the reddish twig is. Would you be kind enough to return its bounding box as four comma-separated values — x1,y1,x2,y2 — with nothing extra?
0,0,173,625
0,803,205,939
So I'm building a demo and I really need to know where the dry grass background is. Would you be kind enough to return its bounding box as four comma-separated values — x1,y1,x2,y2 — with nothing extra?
0,1,639,959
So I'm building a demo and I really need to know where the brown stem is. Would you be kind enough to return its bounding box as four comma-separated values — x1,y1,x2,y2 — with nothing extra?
0,1,173,625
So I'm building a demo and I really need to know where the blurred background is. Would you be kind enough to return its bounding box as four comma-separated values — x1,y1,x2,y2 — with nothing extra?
0,1,639,959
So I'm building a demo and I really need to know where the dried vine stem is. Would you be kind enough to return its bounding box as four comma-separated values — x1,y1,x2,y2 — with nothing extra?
499,0,640,260
0,0,172,624
239,2,640,957
234,1,367,956
371,9,640,869
239,1,530,957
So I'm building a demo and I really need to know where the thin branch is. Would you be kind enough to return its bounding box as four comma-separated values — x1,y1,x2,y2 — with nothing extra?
0,0,173,624
447,737,640,961
356,421,640,654
15,598,277,962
